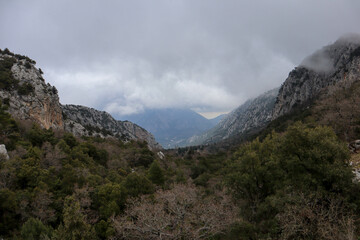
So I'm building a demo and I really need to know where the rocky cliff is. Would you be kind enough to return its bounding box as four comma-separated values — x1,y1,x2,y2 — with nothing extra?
0,49,160,149
187,88,279,146
0,50,63,129
272,34,360,120
62,104,160,149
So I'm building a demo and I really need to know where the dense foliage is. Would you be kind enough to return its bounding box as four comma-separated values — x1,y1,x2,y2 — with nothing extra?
226,123,360,239
0,102,237,239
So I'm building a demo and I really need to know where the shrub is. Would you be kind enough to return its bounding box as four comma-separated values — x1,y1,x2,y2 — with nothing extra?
17,82,34,95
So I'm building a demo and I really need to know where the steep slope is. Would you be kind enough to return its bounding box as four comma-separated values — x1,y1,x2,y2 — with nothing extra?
188,88,279,146
62,104,160,149
273,33,360,119
0,49,159,149
0,50,63,129
124,108,218,148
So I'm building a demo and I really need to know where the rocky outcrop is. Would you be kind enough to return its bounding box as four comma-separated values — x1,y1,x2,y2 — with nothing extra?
0,52,63,129
187,88,279,146
0,144,9,160
272,34,360,120
0,50,160,149
62,104,161,149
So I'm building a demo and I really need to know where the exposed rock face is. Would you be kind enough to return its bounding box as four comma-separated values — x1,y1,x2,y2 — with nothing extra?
0,144,9,160
62,104,161,149
0,53,63,129
0,50,160,149
187,88,279,146
272,34,360,120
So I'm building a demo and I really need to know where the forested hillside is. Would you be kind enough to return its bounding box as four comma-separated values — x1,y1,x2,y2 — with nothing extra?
1,95,360,239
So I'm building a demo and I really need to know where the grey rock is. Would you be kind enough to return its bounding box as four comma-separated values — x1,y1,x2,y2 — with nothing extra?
0,51,160,149
62,104,161,149
0,54,63,129
272,34,360,120
0,144,9,160
188,88,279,145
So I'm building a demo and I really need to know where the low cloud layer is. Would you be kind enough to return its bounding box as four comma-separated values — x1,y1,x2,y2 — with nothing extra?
1,0,360,118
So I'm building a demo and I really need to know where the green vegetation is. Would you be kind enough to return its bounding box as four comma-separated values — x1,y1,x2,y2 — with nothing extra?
0,104,163,239
0,48,35,95
0,56,18,91
0,101,359,239
225,122,360,239
1,46,360,238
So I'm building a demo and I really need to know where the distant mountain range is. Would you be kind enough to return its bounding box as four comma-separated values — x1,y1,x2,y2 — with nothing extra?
122,109,225,148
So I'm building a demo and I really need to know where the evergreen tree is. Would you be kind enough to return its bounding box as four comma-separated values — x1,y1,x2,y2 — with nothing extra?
20,218,52,240
52,196,97,240
147,160,165,185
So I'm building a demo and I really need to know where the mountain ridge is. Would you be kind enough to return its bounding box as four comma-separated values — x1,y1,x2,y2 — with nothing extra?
0,49,160,149
273,33,360,119
187,87,279,146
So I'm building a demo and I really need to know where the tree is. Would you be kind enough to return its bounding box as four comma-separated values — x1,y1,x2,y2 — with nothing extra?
121,172,154,197
225,122,360,238
113,183,239,239
93,183,127,219
52,196,96,240
315,80,360,141
147,160,165,185
0,188,19,236
277,194,357,240
20,217,52,240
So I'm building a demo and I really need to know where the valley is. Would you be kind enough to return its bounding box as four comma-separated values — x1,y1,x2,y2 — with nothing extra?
1,34,360,239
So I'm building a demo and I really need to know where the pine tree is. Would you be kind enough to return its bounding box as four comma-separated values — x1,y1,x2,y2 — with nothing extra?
147,160,165,185
52,196,97,240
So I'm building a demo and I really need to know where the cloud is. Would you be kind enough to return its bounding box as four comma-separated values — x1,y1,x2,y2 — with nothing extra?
1,0,360,117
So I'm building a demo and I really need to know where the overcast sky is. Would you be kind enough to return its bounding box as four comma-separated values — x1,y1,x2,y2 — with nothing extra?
1,0,360,119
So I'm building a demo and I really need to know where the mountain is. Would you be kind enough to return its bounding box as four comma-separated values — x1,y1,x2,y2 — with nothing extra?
0,50,64,129
0,49,159,149
273,33,360,119
62,104,160,149
186,34,360,147
123,108,219,148
187,88,279,146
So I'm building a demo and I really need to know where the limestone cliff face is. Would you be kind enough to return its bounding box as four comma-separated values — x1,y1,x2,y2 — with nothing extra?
0,50,160,149
62,104,161,149
0,52,63,129
187,88,278,146
272,34,360,120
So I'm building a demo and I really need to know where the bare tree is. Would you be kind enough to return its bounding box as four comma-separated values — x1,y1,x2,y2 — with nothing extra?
315,81,360,141
277,193,357,240
113,183,239,239
31,189,56,224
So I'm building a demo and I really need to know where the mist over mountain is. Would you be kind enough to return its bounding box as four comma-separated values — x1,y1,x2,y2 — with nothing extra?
273,33,360,120
184,33,360,148
121,108,223,148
